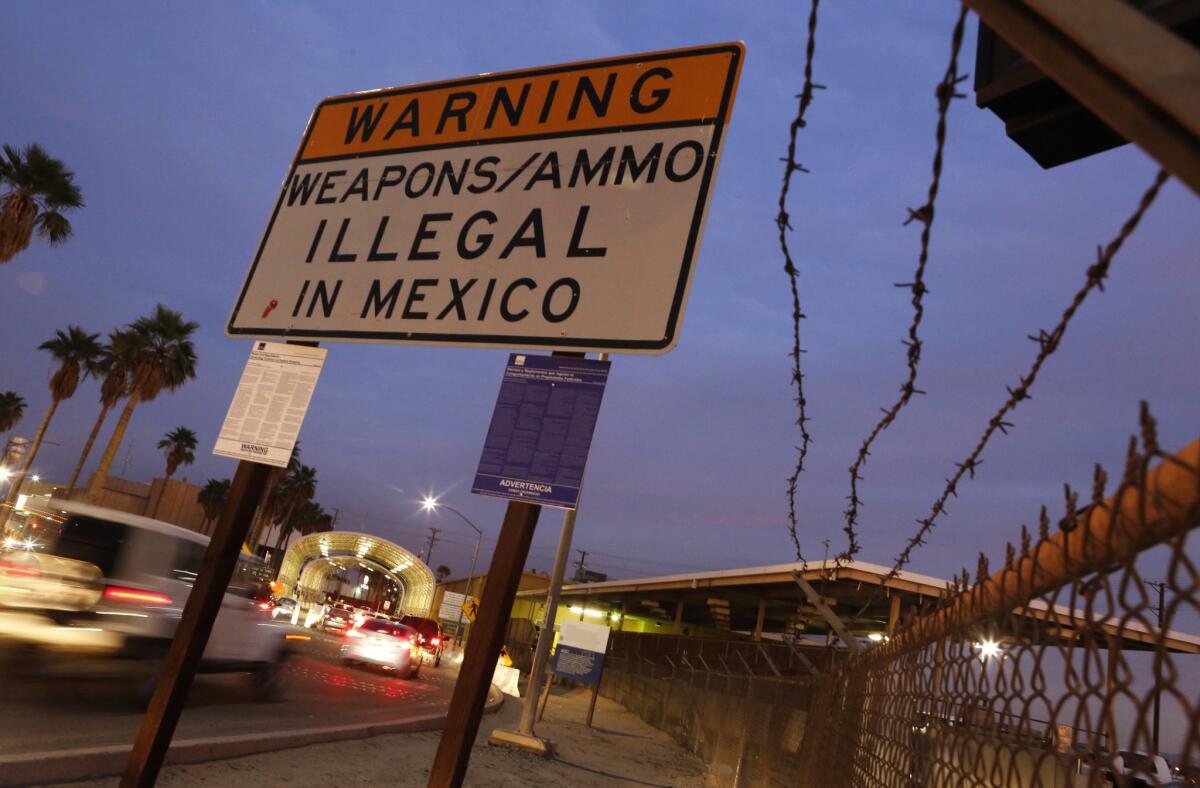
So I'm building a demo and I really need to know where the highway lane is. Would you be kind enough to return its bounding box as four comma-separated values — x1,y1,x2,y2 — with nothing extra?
0,630,458,757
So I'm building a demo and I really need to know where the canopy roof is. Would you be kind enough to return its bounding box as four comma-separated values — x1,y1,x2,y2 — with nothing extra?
277,531,435,616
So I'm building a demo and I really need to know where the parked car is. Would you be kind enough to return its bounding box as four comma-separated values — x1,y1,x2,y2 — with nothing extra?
1105,751,1175,786
400,614,444,667
340,618,422,677
0,501,291,701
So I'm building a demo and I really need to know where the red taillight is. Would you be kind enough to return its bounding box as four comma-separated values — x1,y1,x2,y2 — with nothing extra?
0,561,41,578
103,586,172,606
431,637,440,646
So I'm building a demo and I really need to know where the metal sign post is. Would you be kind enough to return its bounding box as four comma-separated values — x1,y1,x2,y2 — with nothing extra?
120,458,271,787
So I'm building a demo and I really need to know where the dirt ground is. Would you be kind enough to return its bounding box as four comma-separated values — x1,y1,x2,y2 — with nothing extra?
59,685,709,787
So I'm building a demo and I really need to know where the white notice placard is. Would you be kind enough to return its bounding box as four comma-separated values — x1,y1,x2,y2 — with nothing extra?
559,619,611,653
213,341,326,467
438,591,466,621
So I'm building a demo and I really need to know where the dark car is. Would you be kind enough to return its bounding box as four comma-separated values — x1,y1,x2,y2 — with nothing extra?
400,615,444,666
321,606,354,633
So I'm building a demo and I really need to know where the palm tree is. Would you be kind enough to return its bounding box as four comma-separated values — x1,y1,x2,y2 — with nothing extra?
64,331,137,496
197,478,231,535
249,443,300,549
151,426,198,518
277,498,333,556
157,426,198,481
271,463,318,554
85,305,198,502
0,143,84,263
2,327,103,510
0,392,26,433
435,565,451,583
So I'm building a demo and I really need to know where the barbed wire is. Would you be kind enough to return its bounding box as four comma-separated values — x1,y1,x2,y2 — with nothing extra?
777,0,822,563
872,167,1169,600
838,5,970,563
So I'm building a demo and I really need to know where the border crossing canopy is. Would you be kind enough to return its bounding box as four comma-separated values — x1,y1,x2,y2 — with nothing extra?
227,43,743,354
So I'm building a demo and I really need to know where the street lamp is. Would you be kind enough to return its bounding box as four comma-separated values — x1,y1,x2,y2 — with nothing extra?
421,495,484,644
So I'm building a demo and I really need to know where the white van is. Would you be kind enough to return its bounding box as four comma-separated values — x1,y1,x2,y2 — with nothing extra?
0,500,290,700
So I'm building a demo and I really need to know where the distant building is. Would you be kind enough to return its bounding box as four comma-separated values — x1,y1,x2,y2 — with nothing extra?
60,474,210,535
572,567,607,583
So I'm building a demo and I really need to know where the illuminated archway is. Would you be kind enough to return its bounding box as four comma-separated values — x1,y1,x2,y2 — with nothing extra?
277,531,435,616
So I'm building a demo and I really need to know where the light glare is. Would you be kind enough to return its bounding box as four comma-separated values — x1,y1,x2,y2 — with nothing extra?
976,639,1002,660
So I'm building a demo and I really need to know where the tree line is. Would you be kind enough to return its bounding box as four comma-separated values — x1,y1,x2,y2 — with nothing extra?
0,143,331,555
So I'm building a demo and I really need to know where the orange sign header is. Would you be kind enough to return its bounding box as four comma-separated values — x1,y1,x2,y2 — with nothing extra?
298,43,743,162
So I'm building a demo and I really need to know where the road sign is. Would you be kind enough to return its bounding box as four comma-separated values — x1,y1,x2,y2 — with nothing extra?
462,596,480,622
472,354,610,509
213,341,327,467
227,43,743,354
552,620,610,685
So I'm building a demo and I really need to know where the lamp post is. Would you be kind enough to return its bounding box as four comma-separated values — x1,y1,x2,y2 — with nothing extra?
422,496,483,645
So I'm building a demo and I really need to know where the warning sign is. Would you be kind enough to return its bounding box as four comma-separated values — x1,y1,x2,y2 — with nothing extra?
227,43,743,354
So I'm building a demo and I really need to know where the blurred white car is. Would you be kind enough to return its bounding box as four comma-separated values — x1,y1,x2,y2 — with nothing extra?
340,618,422,677
0,501,291,700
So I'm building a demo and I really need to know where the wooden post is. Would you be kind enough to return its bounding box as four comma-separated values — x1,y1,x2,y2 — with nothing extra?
887,593,902,636
428,500,541,788
753,599,767,641
120,459,272,787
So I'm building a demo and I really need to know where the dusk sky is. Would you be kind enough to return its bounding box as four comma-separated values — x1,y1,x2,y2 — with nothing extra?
3,3,1196,584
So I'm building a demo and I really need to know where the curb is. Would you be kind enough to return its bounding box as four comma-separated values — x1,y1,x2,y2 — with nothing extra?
0,688,504,786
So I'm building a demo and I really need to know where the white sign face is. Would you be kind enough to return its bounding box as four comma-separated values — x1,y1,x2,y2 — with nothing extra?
227,44,743,354
213,341,327,467
559,619,611,653
438,591,466,621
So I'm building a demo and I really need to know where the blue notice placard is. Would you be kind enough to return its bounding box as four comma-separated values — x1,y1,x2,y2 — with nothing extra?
552,644,606,685
471,354,611,510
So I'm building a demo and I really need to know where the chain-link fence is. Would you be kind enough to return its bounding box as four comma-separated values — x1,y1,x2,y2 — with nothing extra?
601,654,812,787
600,427,1198,786
796,429,1200,787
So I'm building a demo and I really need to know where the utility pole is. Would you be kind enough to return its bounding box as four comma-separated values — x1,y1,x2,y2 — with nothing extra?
423,527,441,565
1149,580,1166,756
330,507,341,529
574,550,588,580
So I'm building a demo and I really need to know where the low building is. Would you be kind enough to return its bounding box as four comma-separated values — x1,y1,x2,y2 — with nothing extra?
57,475,210,535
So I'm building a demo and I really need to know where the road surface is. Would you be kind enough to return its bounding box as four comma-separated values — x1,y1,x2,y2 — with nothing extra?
0,630,457,758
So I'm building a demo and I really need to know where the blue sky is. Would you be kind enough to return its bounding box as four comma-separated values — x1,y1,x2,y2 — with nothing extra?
2,2,1196,582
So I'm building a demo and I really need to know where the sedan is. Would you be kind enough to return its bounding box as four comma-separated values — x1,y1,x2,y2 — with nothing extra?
340,619,423,677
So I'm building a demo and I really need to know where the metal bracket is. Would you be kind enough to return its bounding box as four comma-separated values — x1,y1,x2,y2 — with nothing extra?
785,639,823,678
793,571,862,656
966,0,1200,197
